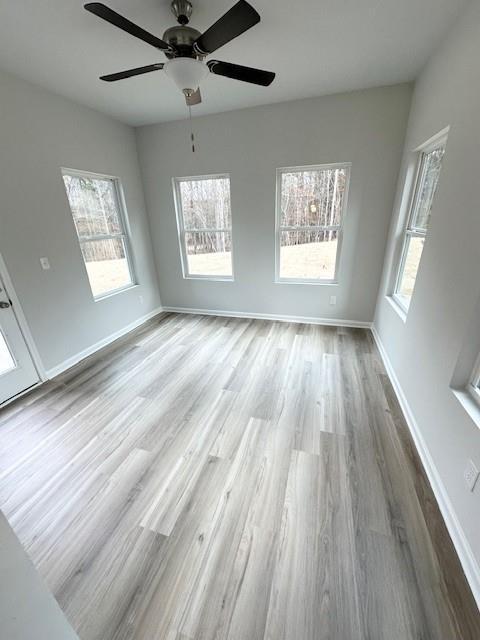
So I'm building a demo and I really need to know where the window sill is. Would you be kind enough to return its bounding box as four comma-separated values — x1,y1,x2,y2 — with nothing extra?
184,276,234,282
452,387,480,430
275,278,338,286
93,283,139,302
386,294,408,323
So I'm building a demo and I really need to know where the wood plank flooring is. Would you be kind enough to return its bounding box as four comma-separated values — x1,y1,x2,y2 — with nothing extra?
0,313,479,639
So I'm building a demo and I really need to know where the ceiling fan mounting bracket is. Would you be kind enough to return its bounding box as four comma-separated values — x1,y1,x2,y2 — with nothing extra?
171,0,193,25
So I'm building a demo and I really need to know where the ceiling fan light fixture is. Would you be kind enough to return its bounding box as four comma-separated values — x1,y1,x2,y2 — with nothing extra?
164,57,209,93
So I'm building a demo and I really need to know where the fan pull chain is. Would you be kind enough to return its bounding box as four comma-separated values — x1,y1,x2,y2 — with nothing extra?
188,104,195,153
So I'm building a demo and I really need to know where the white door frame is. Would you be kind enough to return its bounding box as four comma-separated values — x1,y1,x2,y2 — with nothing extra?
0,252,47,387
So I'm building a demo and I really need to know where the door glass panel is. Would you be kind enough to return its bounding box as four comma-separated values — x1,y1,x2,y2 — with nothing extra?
0,331,16,376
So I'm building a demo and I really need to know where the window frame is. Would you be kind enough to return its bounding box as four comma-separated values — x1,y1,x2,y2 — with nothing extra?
274,163,351,285
392,129,448,313
61,167,137,301
468,354,480,408
173,173,234,282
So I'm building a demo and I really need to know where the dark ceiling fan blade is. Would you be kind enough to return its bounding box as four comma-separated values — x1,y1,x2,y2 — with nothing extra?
193,0,260,55
207,60,275,86
185,88,202,106
100,63,164,82
84,3,173,52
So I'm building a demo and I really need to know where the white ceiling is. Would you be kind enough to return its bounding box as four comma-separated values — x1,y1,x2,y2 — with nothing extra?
0,0,467,126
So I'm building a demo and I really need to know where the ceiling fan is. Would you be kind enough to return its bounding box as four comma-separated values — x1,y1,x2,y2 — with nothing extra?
84,0,275,106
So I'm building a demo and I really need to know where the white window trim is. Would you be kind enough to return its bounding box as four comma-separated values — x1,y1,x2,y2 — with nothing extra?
61,167,137,300
391,127,449,313
468,353,480,408
172,173,234,282
274,163,351,285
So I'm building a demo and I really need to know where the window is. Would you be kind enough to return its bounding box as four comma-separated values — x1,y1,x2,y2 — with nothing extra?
173,174,233,279
469,356,480,407
62,170,135,299
275,164,350,283
393,132,447,311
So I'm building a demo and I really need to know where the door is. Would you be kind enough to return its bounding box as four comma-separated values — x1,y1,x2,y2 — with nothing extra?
0,277,39,405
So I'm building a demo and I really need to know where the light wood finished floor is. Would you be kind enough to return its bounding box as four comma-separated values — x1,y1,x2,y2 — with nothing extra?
0,313,479,639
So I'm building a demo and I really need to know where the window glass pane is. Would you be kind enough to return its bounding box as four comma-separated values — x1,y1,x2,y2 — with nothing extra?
81,237,132,298
0,331,16,376
63,174,122,239
185,231,232,277
411,146,445,230
279,230,339,280
397,235,425,307
179,178,231,230
280,168,347,227
63,171,135,299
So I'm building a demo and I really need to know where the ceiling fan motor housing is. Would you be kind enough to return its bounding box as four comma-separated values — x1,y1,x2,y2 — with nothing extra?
162,25,202,58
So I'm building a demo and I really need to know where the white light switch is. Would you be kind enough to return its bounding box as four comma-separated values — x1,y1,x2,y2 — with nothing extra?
40,257,50,270
330,295,337,306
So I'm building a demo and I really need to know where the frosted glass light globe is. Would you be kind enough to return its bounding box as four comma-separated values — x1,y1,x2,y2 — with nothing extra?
164,58,209,92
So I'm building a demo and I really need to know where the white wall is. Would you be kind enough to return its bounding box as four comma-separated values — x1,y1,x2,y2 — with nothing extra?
136,84,412,323
0,512,79,639
0,69,161,374
374,0,480,602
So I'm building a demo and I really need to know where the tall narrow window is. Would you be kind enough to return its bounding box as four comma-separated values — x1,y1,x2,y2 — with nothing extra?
469,356,480,407
174,174,233,280
394,133,447,311
62,170,135,299
276,164,350,283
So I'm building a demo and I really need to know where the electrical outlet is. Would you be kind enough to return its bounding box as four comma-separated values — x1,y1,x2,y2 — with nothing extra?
40,257,50,270
464,459,479,492
330,295,337,306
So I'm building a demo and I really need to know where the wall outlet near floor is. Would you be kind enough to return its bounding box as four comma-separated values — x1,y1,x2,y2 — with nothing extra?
464,459,479,492
39,257,50,270
330,295,337,306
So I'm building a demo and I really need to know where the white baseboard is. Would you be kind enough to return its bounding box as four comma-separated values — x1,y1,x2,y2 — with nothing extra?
46,307,164,380
371,325,480,609
163,306,372,329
